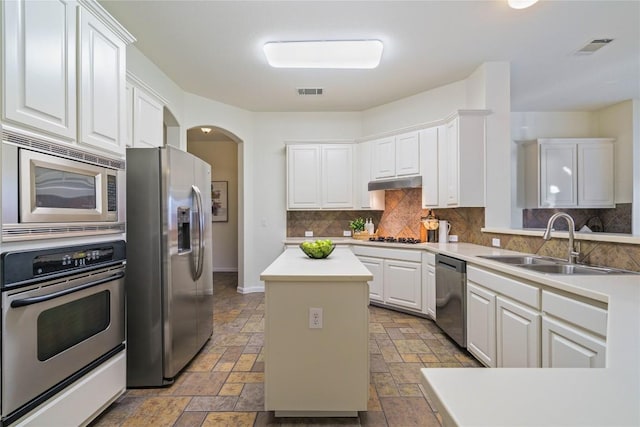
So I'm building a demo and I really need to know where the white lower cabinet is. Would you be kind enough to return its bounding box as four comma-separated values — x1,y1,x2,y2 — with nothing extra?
541,317,606,368
423,252,436,319
352,246,425,315
496,296,540,368
358,256,384,303
466,282,496,367
466,265,608,369
384,259,422,311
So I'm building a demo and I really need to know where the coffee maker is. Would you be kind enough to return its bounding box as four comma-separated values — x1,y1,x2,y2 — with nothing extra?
421,210,439,242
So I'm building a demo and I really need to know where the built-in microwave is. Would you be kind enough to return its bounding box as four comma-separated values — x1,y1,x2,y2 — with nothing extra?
2,128,126,240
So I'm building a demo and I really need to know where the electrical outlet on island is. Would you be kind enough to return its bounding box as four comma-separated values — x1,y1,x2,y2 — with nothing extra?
309,307,323,329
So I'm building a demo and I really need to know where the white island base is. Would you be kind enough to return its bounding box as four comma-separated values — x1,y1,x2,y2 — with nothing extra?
260,248,372,416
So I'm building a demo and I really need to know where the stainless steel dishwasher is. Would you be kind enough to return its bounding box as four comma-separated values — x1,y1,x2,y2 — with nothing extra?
435,254,467,347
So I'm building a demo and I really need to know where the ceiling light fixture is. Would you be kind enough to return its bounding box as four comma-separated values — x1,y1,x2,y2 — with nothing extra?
507,0,539,9
201,127,212,134
263,40,384,69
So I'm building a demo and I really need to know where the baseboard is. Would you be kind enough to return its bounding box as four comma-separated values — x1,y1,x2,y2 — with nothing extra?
213,267,238,273
237,283,264,294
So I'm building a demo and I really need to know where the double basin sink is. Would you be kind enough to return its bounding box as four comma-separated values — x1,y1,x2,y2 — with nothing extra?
477,255,637,275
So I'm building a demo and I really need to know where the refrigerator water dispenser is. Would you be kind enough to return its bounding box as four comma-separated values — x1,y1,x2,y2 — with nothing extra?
177,207,191,252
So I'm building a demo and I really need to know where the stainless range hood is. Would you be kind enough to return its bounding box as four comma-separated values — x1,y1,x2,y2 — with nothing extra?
368,176,422,191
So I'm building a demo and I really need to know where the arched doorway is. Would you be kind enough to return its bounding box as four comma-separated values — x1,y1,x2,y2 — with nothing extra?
186,126,242,281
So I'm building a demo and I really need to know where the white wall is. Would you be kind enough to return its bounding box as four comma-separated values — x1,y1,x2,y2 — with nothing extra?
468,62,511,229
251,113,362,290
182,93,255,290
362,81,466,135
595,100,634,203
511,112,598,141
126,46,185,142
188,140,239,272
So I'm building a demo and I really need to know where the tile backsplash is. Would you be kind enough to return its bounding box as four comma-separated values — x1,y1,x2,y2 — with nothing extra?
523,204,631,233
286,188,640,272
287,210,383,237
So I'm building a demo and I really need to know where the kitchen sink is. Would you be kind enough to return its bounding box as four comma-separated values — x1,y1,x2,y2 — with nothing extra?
477,255,557,265
518,263,614,275
478,255,638,275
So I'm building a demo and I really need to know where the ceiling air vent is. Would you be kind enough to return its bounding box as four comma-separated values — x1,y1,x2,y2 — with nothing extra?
297,88,324,96
575,39,614,55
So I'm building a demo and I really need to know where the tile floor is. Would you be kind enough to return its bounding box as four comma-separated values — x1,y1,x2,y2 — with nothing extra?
91,272,481,427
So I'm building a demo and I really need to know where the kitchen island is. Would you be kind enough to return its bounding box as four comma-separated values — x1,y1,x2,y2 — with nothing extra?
260,247,373,417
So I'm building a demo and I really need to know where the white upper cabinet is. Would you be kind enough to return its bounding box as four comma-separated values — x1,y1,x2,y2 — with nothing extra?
395,131,420,176
444,112,487,207
2,0,134,157
287,143,354,210
420,126,443,208
321,144,353,209
371,137,396,179
78,7,127,155
131,86,164,148
3,0,77,140
540,143,577,207
356,141,385,210
578,141,615,207
522,138,615,208
371,131,420,180
287,144,322,209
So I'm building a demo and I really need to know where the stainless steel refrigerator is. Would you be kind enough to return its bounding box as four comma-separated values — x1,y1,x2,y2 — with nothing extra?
125,146,213,387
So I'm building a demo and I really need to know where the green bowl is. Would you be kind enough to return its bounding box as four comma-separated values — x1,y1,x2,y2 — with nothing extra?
299,243,336,259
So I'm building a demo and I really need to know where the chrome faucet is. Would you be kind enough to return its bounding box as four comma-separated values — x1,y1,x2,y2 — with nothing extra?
543,212,580,264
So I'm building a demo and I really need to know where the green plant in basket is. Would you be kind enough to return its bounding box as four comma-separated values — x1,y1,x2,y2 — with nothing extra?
349,218,365,232
300,239,335,259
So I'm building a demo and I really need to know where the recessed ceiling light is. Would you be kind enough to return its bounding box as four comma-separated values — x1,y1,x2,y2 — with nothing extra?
508,0,539,9
263,40,384,69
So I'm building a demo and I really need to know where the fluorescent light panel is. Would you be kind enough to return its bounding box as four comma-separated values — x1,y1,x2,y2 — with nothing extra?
264,40,383,69
508,0,539,9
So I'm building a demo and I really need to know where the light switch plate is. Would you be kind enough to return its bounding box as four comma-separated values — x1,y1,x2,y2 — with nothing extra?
305,230,313,237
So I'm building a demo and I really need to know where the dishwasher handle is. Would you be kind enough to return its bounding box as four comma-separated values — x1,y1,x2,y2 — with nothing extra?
436,254,466,273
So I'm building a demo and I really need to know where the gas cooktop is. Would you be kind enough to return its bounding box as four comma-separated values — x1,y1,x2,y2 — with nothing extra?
369,236,422,244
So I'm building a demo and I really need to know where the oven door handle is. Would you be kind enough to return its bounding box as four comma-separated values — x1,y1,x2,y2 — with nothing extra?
10,272,125,308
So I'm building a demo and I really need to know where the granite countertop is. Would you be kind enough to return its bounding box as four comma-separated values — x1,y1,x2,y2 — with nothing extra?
283,237,640,425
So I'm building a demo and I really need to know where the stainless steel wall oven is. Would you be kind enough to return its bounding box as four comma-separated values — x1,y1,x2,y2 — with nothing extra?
1,127,126,241
0,240,126,425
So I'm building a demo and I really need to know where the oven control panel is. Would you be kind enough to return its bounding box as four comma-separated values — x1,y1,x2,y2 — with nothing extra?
33,247,115,276
1,240,126,289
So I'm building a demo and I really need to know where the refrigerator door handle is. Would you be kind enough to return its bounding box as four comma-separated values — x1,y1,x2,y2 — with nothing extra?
191,185,205,281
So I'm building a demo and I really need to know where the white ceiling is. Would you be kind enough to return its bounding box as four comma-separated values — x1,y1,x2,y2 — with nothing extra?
100,0,639,113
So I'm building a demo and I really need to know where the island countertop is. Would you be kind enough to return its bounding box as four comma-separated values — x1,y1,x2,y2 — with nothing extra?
260,247,373,282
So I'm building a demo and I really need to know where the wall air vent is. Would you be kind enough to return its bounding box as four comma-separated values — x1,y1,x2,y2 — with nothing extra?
575,39,614,55
297,88,324,96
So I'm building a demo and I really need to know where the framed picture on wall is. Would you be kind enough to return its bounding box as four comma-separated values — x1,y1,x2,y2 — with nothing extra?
211,181,228,222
